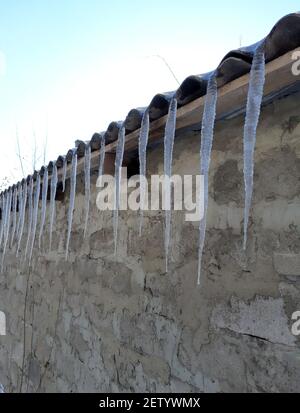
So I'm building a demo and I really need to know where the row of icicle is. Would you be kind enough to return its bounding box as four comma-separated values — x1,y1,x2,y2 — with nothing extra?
136,40,265,285
0,42,265,283
0,135,106,270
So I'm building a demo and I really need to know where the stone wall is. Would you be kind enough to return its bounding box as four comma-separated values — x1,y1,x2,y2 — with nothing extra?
0,92,300,393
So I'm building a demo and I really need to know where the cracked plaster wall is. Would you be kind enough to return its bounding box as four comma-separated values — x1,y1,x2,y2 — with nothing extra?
0,92,300,392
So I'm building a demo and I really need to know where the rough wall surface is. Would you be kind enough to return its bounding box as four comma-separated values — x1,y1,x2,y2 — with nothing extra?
1,92,300,393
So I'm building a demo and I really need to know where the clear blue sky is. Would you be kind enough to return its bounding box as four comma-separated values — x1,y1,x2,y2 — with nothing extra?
0,0,299,184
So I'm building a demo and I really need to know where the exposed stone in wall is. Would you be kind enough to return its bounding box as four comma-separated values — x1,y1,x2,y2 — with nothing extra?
274,253,300,276
0,92,300,392
212,295,296,346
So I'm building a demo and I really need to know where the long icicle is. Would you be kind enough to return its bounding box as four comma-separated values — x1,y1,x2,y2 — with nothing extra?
243,42,265,250
38,167,48,249
16,183,23,242
197,73,218,286
29,173,41,264
17,182,27,256
113,125,126,255
24,177,34,261
164,97,177,273
138,108,150,236
1,189,12,271
10,186,18,248
0,193,7,256
98,134,106,188
0,192,7,265
65,149,77,259
49,161,58,251
62,155,67,192
0,194,5,249
83,144,91,238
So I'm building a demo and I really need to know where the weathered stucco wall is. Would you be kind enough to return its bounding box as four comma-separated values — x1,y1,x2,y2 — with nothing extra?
1,92,300,393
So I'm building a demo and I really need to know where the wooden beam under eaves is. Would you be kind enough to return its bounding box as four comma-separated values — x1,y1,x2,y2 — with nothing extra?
28,46,300,186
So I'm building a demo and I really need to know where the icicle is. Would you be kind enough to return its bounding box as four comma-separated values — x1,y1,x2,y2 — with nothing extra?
38,167,48,248
164,97,177,273
0,194,5,249
243,43,265,250
1,189,12,271
138,109,150,236
197,73,218,286
83,144,91,238
0,192,7,262
5,189,12,241
29,173,41,264
0,193,7,251
24,177,34,260
65,149,77,259
17,182,27,256
98,134,106,188
113,125,126,255
1,193,8,250
62,156,67,192
10,186,18,248
49,161,58,250
16,183,23,240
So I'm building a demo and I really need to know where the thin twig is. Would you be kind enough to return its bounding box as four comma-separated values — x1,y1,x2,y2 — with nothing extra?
32,129,37,173
16,126,25,178
26,287,35,393
147,54,180,86
36,288,64,392
19,267,32,393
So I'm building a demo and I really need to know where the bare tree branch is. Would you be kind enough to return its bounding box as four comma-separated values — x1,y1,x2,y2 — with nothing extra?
43,126,48,166
32,129,37,173
16,126,25,178
149,54,180,86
